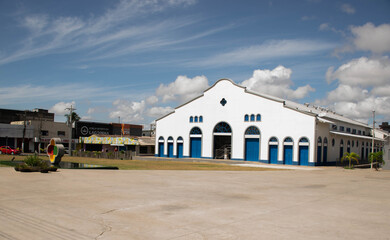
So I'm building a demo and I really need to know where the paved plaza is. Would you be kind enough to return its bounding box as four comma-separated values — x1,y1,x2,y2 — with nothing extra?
0,167,389,239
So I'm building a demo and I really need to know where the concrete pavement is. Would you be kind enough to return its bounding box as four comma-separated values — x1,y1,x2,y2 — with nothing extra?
0,167,389,239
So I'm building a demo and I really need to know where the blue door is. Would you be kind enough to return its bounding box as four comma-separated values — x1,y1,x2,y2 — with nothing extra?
339,147,343,160
190,138,201,158
177,143,183,158
269,145,278,164
245,138,259,161
299,146,309,166
158,143,164,157
284,146,293,165
317,146,322,165
168,143,173,158
323,146,328,164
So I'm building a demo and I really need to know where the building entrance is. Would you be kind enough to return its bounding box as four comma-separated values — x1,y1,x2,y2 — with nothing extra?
213,135,231,159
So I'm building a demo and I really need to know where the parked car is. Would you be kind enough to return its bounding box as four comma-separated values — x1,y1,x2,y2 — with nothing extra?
0,146,21,155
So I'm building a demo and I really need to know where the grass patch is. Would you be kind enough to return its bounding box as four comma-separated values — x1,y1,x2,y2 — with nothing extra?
0,154,276,171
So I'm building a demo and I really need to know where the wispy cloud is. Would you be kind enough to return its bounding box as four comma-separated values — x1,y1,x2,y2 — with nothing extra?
0,0,231,66
185,39,337,67
0,82,148,106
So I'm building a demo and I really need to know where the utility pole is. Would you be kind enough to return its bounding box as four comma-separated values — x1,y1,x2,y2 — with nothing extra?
65,105,76,156
22,111,26,153
371,110,375,169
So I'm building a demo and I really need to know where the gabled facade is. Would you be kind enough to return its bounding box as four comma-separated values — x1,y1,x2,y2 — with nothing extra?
155,79,377,166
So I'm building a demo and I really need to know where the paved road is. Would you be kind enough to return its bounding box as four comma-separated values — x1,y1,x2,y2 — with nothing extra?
0,167,389,239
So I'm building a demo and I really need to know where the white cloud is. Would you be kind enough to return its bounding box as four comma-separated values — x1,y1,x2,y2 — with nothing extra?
49,101,76,115
146,96,159,105
188,39,336,67
331,97,390,121
325,84,368,102
350,23,390,54
156,75,209,103
341,4,355,14
109,99,146,123
147,106,174,118
87,108,96,114
241,66,315,100
319,56,390,123
326,57,390,86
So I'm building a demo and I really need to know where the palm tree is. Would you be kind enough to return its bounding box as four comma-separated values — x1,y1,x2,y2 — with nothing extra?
369,151,384,170
65,112,81,126
341,152,360,169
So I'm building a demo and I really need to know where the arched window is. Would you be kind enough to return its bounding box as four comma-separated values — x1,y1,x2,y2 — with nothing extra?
284,137,293,142
347,140,350,146
214,122,232,133
244,114,249,122
356,141,359,147
299,138,309,143
250,114,255,121
190,127,202,135
245,126,260,135
340,139,344,145
199,116,203,122
190,116,193,123
194,116,198,122
177,136,183,141
256,114,261,121
158,136,164,142
317,137,322,143
352,140,355,147
332,138,335,146
269,137,278,142
324,138,328,144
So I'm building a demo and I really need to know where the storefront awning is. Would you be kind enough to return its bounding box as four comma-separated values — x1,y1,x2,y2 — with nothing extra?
80,136,139,145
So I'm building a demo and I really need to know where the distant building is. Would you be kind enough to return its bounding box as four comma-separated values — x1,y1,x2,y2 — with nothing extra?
0,108,54,124
379,122,390,133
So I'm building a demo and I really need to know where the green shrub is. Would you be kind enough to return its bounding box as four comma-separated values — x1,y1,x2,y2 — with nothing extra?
24,154,48,168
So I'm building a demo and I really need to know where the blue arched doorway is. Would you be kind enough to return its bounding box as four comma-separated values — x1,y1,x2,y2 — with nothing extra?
299,137,309,166
167,136,174,158
158,136,164,157
283,137,293,165
190,127,202,158
339,139,344,160
244,126,260,161
268,137,278,164
177,137,183,158
317,137,322,165
323,137,328,164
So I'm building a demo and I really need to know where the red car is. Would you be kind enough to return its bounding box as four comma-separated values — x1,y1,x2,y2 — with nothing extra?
0,146,20,155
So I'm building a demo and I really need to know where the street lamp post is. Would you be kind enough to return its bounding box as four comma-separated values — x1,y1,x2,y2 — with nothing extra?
65,105,76,156
371,110,375,169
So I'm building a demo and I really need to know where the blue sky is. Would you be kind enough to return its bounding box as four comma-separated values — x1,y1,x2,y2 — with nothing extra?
0,0,389,128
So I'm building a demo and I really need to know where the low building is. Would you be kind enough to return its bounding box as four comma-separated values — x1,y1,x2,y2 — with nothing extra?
155,79,383,166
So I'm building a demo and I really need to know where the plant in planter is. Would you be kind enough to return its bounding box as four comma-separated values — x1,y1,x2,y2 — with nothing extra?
15,154,57,173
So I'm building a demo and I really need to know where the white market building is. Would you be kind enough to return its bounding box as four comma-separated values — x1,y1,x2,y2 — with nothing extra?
155,79,381,166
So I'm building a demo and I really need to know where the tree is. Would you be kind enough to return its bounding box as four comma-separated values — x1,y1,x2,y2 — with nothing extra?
369,151,385,170
65,111,81,126
341,152,360,169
